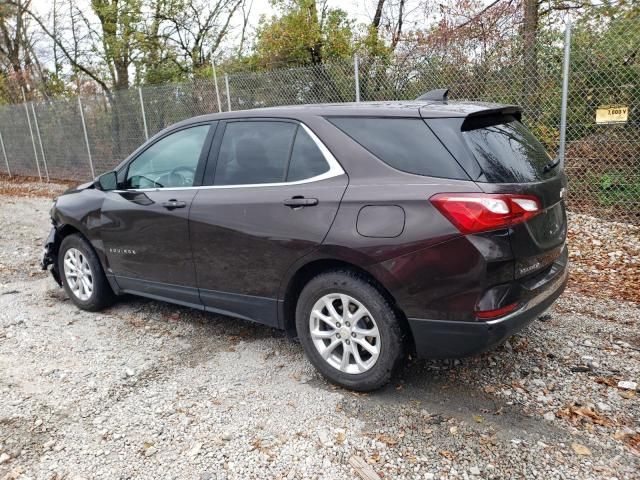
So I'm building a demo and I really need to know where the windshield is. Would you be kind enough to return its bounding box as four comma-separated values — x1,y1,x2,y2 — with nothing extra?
462,115,555,183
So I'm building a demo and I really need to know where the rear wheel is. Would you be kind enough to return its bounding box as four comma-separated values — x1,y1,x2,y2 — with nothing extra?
58,234,115,311
296,270,404,391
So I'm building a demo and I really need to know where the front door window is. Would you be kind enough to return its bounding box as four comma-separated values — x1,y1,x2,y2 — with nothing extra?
126,125,210,189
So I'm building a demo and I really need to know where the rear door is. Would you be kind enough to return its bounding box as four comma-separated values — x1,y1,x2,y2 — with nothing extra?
428,113,567,278
189,119,348,326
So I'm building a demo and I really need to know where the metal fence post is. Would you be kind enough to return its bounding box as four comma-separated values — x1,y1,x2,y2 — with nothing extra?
78,96,96,178
354,54,361,102
138,87,149,140
224,74,232,112
22,88,42,181
558,17,572,168
31,104,50,182
0,130,10,177
212,61,222,113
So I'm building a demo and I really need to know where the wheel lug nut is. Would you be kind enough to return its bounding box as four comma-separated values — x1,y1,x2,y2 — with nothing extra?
345,322,350,327
351,332,356,338
336,333,340,338
336,322,341,328
345,339,350,345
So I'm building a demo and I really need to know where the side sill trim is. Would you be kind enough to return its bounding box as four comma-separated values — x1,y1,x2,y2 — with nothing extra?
115,276,202,307
120,289,204,311
112,276,280,329
199,288,279,328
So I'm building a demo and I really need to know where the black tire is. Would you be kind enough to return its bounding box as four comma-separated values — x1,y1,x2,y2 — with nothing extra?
295,270,404,391
58,233,115,311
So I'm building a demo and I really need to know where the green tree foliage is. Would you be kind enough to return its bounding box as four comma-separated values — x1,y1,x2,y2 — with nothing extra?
252,0,354,67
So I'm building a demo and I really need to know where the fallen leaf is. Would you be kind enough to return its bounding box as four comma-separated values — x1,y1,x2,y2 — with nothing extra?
595,376,619,388
621,433,640,454
336,430,346,444
439,450,455,460
619,390,636,400
479,434,497,446
557,403,613,427
375,434,399,447
473,414,484,423
571,443,591,456
613,430,627,441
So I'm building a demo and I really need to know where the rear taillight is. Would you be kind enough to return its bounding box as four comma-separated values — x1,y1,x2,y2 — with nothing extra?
430,193,542,234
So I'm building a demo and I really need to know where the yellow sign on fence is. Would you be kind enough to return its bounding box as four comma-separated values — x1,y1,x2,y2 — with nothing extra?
596,105,629,124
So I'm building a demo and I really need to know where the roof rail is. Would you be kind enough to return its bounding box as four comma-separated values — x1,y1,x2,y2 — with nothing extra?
416,88,449,103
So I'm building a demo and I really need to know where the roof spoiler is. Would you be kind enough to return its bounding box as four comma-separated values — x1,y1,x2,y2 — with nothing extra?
461,105,523,130
466,105,522,120
416,88,449,103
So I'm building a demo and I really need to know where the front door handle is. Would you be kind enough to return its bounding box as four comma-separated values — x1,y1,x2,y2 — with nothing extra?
283,196,319,208
162,199,187,210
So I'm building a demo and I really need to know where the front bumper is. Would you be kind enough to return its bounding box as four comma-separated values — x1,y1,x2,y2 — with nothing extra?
408,253,568,359
41,226,62,285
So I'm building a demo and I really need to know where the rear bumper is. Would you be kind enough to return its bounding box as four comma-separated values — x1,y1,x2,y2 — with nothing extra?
408,254,568,358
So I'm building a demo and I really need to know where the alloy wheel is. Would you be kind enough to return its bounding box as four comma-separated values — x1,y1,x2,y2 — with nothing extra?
309,293,380,374
63,248,94,301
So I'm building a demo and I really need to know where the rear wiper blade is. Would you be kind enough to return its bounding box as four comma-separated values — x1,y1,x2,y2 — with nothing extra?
543,156,561,173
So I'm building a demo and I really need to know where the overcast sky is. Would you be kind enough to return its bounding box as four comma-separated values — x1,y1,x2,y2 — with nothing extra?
27,0,435,72
30,0,429,35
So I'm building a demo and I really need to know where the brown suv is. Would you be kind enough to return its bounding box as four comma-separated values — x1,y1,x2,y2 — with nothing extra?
42,96,568,390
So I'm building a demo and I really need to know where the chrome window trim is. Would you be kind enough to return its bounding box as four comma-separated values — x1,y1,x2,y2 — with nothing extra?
116,123,344,193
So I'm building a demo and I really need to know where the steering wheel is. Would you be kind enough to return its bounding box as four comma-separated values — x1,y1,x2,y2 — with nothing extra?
168,165,196,187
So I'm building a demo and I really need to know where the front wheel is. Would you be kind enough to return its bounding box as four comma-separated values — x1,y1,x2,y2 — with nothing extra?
296,270,404,391
58,234,115,311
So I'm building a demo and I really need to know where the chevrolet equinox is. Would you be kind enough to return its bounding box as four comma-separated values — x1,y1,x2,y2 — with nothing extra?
42,93,568,391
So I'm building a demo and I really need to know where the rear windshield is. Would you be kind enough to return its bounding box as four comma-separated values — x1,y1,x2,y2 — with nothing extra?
462,114,554,183
328,117,469,180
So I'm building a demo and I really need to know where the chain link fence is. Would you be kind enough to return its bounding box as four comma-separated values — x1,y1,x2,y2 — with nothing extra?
0,20,637,223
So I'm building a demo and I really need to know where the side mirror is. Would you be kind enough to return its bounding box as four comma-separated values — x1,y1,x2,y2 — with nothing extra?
96,171,118,191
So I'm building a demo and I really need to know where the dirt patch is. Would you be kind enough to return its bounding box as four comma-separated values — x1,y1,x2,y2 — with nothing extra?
0,174,74,198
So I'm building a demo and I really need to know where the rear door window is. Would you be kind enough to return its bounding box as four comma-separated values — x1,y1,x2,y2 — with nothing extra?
461,115,554,183
328,117,469,180
214,121,297,186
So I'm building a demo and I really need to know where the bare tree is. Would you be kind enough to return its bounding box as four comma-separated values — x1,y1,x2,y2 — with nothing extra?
161,0,244,72
236,0,253,56
0,0,37,98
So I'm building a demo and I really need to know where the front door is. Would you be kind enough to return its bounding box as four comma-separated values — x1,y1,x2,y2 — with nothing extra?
189,119,348,326
100,123,213,307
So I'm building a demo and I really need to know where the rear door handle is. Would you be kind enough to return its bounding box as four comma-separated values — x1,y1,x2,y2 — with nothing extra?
162,199,187,210
283,197,318,208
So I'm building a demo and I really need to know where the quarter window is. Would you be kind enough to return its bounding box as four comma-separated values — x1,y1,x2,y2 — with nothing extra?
286,127,330,181
214,121,297,186
328,117,469,180
126,125,210,189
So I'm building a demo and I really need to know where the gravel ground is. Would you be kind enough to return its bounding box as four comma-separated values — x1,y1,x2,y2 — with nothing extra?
0,192,639,480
